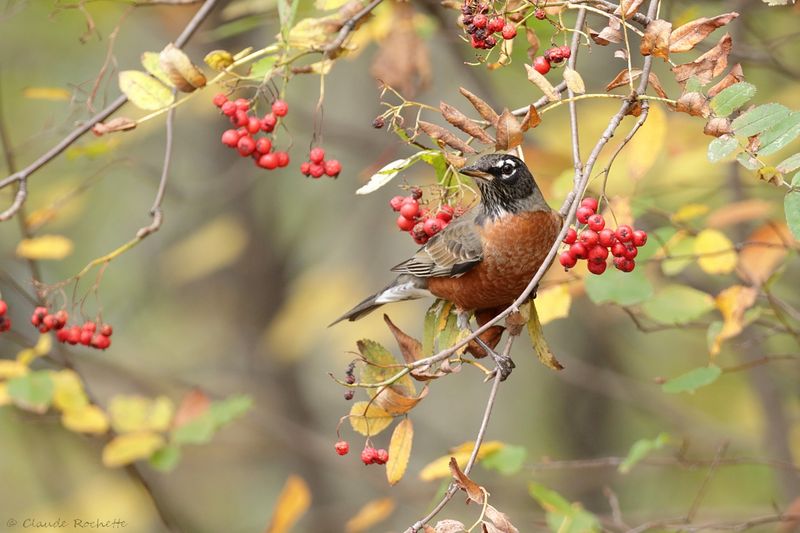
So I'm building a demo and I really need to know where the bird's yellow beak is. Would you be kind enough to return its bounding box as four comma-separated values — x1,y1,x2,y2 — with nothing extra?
459,165,493,181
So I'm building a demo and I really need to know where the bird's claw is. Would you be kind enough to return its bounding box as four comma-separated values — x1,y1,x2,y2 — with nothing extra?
474,336,515,381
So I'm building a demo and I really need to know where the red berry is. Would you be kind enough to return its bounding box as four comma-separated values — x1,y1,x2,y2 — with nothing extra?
548,47,564,62
212,93,228,107
560,45,571,59
272,99,289,117
632,230,648,247
91,334,111,350
559,251,577,268
484,35,497,49
580,197,599,212
261,113,277,132
488,17,504,33
501,24,517,40
309,164,325,178
410,187,423,200
390,196,405,211
276,151,290,168
623,243,638,259
79,330,93,346
563,227,577,245
324,159,342,177
221,101,237,116
397,215,416,231
0,300,6,315
100,324,113,337
67,326,81,345
579,230,599,247
587,245,609,264
255,137,272,154
598,228,616,247
234,98,249,111
615,225,633,243
535,8,546,19
587,214,605,231
56,328,69,342
470,35,486,49
576,206,594,224
569,242,588,259
375,449,389,465
54,310,68,329
588,261,607,275
399,200,420,219
0,317,10,332
533,56,551,75
614,257,635,272
246,116,261,135
221,129,239,147
335,440,349,456
233,109,249,127
237,136,256,157
361,447,377,465
82,321,96,331
300,162,311,176
43,314,57,330
436,206,454,222
423,218,443,236
611,242,627,257
412,232,429,245
473,13,488,28
257,153,279,170
309,147,325,164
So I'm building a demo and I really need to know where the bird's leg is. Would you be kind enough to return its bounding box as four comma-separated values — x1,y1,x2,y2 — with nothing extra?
457,310,515,381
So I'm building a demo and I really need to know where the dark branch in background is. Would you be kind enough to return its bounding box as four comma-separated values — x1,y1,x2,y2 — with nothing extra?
0,0,220,222
323,0,384,58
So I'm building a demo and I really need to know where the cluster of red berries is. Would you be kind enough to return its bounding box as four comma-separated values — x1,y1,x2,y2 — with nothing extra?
343,361,355,401
390,189,457,245
31,307,113,350
214,94,291,171
300,147,341,179
460,1,517,50
534,7,546,19
532,46,572,75
361,446,389,465
558,198,648,275
0,300,10,333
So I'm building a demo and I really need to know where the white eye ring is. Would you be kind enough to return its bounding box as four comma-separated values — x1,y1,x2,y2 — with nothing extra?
500,160,515,176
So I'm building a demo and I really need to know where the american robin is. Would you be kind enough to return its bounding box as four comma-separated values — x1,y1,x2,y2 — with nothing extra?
331,153,562,376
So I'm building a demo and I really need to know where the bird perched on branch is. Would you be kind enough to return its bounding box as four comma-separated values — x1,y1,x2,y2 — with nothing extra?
331,153,562,377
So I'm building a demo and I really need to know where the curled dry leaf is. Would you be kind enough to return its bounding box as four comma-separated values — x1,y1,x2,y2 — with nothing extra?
525,28,540,61
483,505,519,533
92,117,136,136
671,34,732,86
589,17,622,46
384,314,422,364
520,105,541,131
459,87,499,125
640,19,672,61
440,102,495,144
669,12,739,53
433,520,467,533
444,151,467,169
494,109,523,151
647,72,669,99
418,121,476,154
704,117,733,137
525,64,560,102
707,63,744,98
605,68,641,92
676,92,710,117
563,66,585,94
614,0,644,18
449,457,485,504
373,384,428,415
159,43,206,92
527,302,563,370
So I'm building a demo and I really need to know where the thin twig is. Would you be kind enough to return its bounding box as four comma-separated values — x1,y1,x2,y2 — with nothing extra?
323,0,384,58
686,441,729,521
137,90,176,238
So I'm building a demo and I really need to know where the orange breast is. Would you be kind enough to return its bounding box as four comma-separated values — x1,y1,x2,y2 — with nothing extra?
427,209,563,311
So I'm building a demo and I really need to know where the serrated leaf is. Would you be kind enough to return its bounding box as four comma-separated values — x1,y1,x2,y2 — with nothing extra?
619,433,670,473
349,401,393,436
642,285,714,325
562,66,585,94
118,70,174,110
16,234,73,260
7,370,54,413
786,172,800,240
695,229,737,274
584,267,653,305
102,431,165,467
265,475,311,533
757,112,800,156
662,365,721,393
707,135,738,163
731,103,791,137
386,418,413,485
709,82,756,117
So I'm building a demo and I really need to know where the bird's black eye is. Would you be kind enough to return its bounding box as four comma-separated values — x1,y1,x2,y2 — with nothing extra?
501,162,515,176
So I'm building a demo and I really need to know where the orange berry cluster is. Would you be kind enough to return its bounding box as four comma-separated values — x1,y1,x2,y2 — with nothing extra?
214,94,291,170
390,188,458,245
31,307,113,350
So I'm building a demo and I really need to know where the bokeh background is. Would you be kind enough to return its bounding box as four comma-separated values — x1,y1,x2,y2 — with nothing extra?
1,0,800,531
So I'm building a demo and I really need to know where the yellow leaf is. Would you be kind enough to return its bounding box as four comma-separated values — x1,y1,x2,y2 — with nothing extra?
419,441,504,481
0,360,28,379
536,284,571,324
710,285,758,356
386,419,414,485
737,223,791,286
23,86,70,101
657,230,696,276
102,431,165,467
52,369,89,413
17,333,52,365
671,203,710,223
563,66,585,94
204,49,234,71
109,395,174,433
265,475,311,533
16,234,73,260
62,405,109,434
627,104,666,180
695,229,737,274
527,303,563,370
118,70,174,111
160,215,248,285
345,498,395,533
348,401,393,436
316,0,349,9
0,383,10,406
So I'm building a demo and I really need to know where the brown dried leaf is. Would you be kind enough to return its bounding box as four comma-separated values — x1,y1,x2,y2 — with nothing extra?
563,66,586,94
434,520,467,533
614,0,644,18
370,3,430,97
373,384,428,415
671,34,732,86
640,19,672,61
91,117,136,136
449,457,485,504
459,87,499,125
505,311,526,336
707,199,773,228
159,43,206,92
605,68,642,91
590,17,622,45
647,72,669,99
525,64,560,102
483,505,519,533
520,105,541,131
737,223,792,286
525,27,540,58
704,117,732,137
614,49,628,60
440,102,495,144
707,63,744,98
418,121,476,154
444,151,467,169
669,12,739,53
384,314,422,364
494,109,523,151
675,92,710,117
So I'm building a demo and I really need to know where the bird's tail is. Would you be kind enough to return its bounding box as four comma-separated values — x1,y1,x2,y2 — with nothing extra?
329,275,431,326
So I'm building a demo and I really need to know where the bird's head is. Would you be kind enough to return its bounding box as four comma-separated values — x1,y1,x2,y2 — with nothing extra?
460,153,549,218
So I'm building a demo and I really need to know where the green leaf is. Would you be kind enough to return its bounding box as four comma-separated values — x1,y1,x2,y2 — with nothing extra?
777,153,800,174
171,394,252,445
118,70,174,111
140,52,174,88
707,135,739,163
422,299,452,355
584,267,653,306
482,444,527,475
355,150,440,195
662,365,722,394
731,103,791,138
278,0,299,41
709,82,756,118
529,482,601,533
642,285,715,325
208,394,253,425
248,56,277,80
619,433,670,474
736,152,760,171
684,77,705,94
757,112,800,156
7,370,54,413
786,172,800,240
149,445,181,472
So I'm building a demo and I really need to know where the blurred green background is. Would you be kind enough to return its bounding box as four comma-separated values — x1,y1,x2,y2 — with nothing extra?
1,0,799,532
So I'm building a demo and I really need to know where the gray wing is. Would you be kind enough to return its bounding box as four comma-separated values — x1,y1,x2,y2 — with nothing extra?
391,213,484,278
